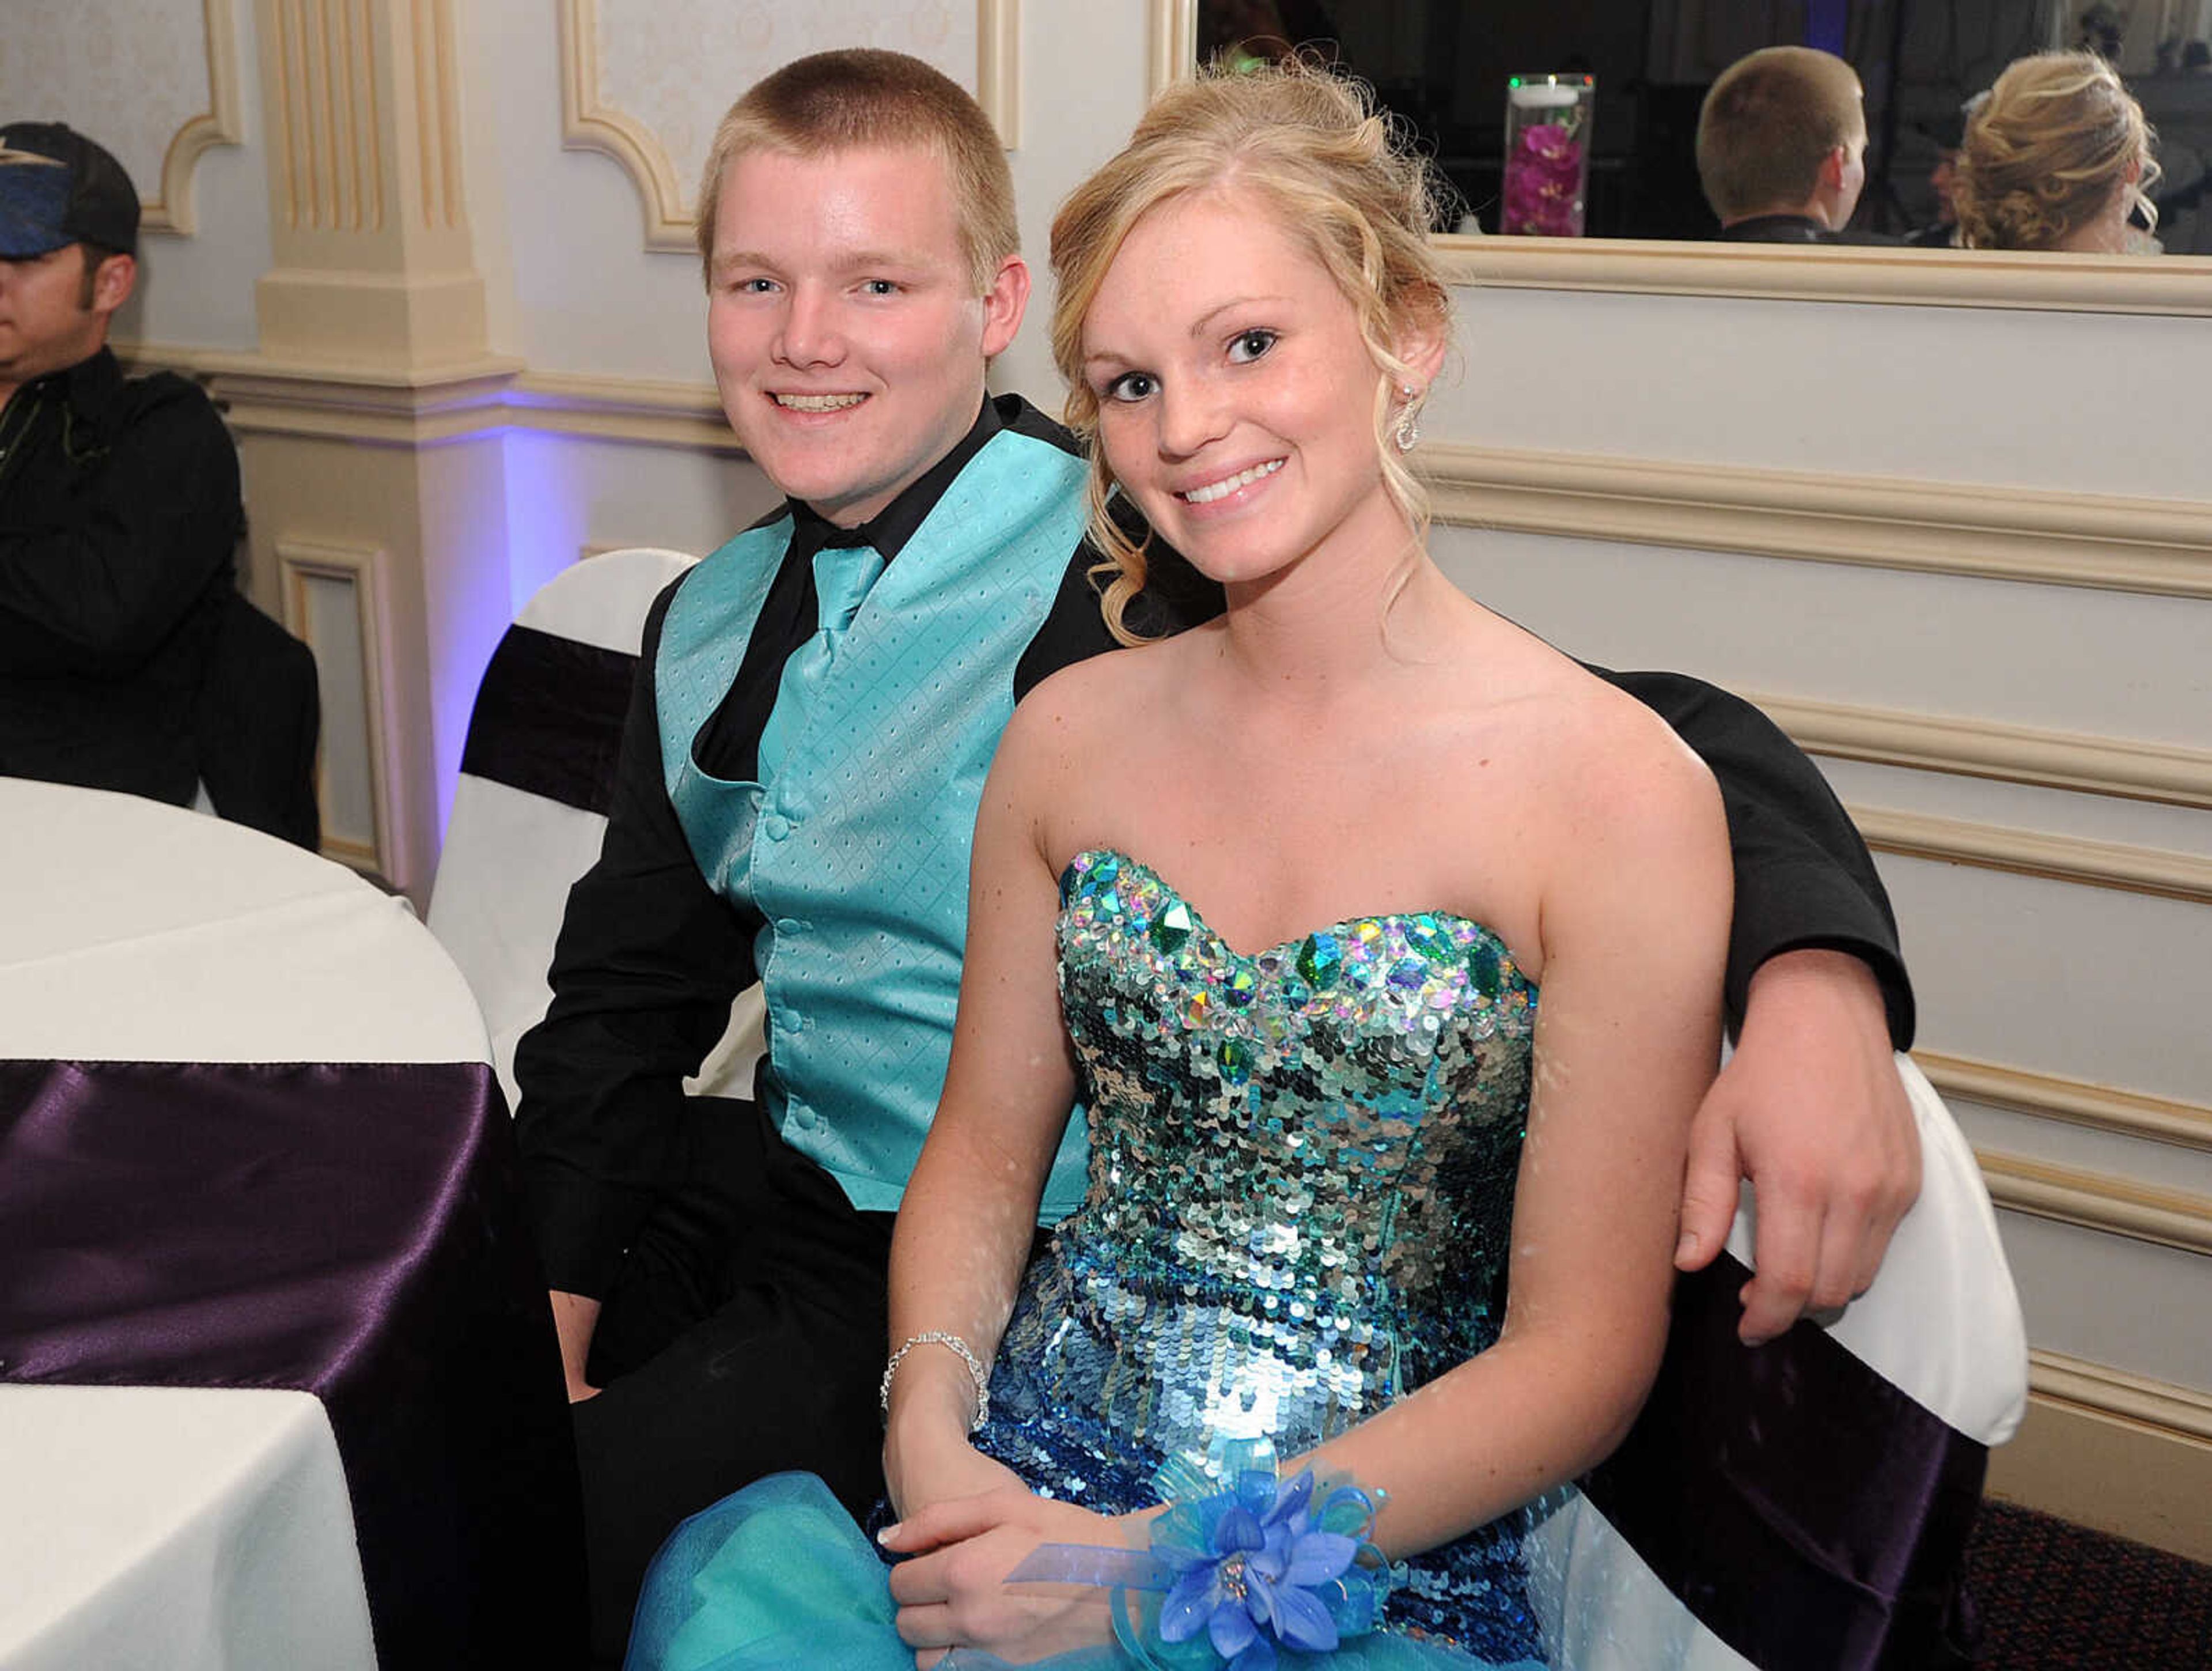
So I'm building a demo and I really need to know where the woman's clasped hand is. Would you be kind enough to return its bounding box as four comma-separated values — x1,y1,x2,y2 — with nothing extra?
879,1463,1135,1666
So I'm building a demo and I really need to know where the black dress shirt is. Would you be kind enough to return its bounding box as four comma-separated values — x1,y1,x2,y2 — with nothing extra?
0,347,243,804
1718,215,1901,246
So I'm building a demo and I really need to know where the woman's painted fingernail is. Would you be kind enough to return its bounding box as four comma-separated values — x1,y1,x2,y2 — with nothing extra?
877,1523,902,1545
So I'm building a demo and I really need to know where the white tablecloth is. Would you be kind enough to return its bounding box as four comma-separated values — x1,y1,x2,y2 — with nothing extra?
0,779,484,1064
0,780,495,1671
0,1386,370,1671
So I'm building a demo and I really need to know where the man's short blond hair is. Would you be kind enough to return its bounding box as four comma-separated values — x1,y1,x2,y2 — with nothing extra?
1696,46,1866,223
692,48,1017,293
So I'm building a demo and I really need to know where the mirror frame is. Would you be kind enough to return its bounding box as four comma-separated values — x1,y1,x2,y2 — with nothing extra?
1148,0,2212,317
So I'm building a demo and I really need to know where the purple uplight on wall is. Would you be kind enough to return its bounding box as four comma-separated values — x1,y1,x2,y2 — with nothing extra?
500,429,596,618
425,426,594,850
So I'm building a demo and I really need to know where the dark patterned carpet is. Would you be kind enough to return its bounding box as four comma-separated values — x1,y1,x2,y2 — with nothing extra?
1964,1499,2212,1668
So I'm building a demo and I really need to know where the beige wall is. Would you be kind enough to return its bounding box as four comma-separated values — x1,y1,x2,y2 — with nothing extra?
1421,278,2212,1553
50,0,2212,1557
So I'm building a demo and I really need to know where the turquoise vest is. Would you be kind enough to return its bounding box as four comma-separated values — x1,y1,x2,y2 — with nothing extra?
656,428,1093,1218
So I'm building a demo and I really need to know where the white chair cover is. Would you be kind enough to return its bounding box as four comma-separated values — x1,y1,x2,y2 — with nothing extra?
1528,1053,2028,1668
428,548,767,1110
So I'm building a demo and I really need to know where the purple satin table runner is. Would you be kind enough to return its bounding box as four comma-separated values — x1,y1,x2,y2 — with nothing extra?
0,1059,586,1669
1584,1253,1987,1669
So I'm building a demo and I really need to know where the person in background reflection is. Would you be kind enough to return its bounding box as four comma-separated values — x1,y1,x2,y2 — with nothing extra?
1953,50,2161,255
1904,99,1978,247
1196,0,1342,73
1696,46,1889,244
0,122,318,845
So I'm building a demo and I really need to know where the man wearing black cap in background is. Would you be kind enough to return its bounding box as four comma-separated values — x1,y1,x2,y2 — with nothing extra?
0,122,316,840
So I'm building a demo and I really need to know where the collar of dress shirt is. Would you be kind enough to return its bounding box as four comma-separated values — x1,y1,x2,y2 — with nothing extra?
780,392,1004,563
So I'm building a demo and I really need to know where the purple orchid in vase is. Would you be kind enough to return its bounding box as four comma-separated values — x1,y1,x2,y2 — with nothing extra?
1502,123,1585,236
1499,77,1593,237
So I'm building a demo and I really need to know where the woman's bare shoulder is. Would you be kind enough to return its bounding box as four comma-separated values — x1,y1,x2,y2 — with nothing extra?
1486,651,1722,830
997,626,1194,777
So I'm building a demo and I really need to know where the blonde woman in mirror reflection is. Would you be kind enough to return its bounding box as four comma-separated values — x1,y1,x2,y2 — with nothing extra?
1955,49,2162,254
627,62,1733,1669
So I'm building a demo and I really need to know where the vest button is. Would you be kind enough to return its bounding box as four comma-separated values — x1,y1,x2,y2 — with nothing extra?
761,814,791,841
776,917,802,936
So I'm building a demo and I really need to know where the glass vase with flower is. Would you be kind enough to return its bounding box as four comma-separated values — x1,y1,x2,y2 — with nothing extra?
1499,74,1594,237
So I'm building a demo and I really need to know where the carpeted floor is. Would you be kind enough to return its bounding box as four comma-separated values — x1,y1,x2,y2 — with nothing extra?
1964,1499,2212,1668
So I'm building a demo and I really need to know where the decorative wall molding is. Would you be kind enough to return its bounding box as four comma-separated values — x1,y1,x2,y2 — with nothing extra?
411,0,465,230
976,0,1020,150
125,340,513,384
1924,1050,2212,1155
1851,804,2212,907
1994,1352,2212,1563
222,365,735,452
1744,693,2212,812
2029,1348,2212,1447
145,0,249,236
1976,1148,2212,1258
267,0,387,232
505,370,741,452
560,0,1021,255
1438,237,2212,319
558,0,690,252
212,357,522,448
1423,443,2212,601
1147,0,1199,92
1744,678,2212,911
116,345,751,452
276,538,399,878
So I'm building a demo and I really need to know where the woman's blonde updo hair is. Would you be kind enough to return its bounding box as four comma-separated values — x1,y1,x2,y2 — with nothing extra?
1048,61,1450,644
1953,51,2158,251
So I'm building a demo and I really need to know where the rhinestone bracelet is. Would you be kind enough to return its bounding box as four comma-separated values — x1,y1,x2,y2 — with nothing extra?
880,1330,990,1433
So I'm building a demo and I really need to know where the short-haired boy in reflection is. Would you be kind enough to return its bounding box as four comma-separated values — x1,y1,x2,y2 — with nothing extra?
1698,45,1884,242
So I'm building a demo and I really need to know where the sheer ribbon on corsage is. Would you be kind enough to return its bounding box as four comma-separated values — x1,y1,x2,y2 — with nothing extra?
1007,1440,1523,1670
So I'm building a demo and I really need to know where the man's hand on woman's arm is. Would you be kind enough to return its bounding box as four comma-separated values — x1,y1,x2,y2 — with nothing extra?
1675,947,1921,1345
1592,671,1919,1344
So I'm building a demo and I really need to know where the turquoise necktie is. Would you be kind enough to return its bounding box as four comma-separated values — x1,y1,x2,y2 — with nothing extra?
756,541,885,781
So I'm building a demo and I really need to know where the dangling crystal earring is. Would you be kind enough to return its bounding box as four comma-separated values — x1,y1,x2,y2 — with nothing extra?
1393,384,1423,453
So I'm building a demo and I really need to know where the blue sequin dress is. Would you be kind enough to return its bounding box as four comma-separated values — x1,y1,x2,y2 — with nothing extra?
627,849,1549,1670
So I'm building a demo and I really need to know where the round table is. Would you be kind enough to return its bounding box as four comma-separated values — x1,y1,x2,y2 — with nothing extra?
0,780,582,1669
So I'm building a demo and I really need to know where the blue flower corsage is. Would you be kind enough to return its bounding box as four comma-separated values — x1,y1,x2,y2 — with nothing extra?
1007,1440,1394,1669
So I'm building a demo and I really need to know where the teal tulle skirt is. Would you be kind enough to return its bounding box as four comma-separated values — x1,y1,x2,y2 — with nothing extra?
624,1473,1544,1670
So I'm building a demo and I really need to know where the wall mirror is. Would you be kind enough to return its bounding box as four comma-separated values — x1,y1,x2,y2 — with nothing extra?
1156,1,2212,313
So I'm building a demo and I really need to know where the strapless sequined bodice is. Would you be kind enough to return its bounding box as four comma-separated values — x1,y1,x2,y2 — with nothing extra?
988,848,1537,1472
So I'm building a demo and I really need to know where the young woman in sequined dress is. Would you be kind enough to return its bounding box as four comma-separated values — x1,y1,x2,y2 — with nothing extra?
860,63,1733,1668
